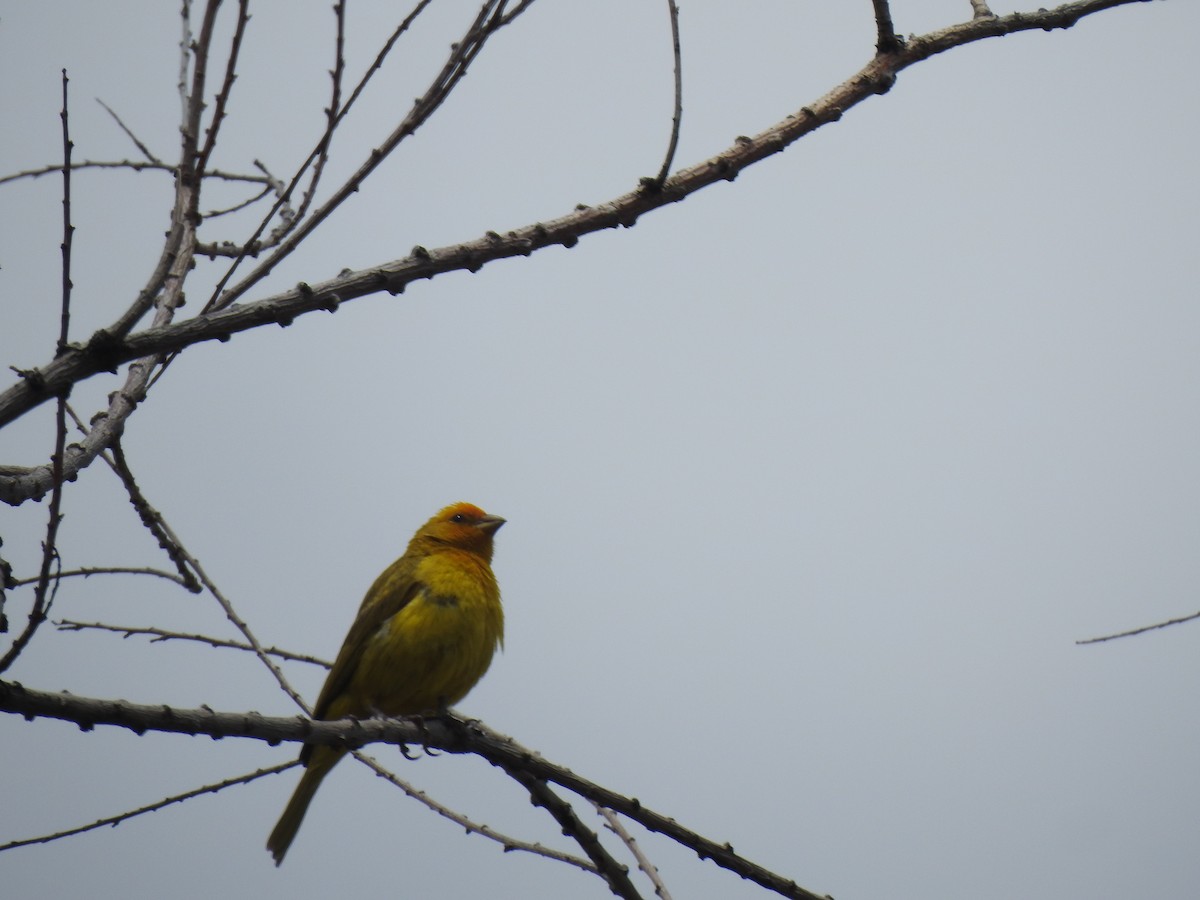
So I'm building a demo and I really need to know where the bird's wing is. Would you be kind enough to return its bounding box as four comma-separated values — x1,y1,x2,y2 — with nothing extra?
309,574,425,723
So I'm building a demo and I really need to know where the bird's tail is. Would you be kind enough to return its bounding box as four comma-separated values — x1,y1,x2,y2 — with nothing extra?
267,746,343,866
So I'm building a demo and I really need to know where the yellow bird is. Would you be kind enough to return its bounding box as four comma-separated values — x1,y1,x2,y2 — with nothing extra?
267,501,505,865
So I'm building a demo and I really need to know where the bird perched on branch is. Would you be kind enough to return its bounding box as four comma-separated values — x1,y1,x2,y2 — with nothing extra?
267,501,506,865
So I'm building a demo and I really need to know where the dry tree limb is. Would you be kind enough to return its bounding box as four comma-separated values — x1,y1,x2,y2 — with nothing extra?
0,682,830,899
1,71,74,672
597,804,675,900
0,0,1154,454
54,619,331,667
871,0,902,53
1076,609,1200,645
0,762,295,852
651,0,683,187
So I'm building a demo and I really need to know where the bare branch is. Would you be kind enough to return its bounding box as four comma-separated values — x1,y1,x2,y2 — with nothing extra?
0,684,587,874
197,0,437,302
178,1,193,122
13,567,192,589
597,804,674,900
652,0,683,186
108,442,201,592
0,762,294,852
203,0,515,314
199,182,275,220
352,749,598,873
54,618,332,666
970,1,997,18
0,0,1152,452
466,720,830,900
94,98,162,164
194,0,250,177
871,0,902,53
284,0,347,234
0,158,270,187
195,159,292,251
1076,609,1200,645
0,682,831,899
0,540,14,633
504,766,644,899
130,498,312,711
497,0,538,26
0,0,245,505
0,71,74,672
58,69,74,358
200,0,534,312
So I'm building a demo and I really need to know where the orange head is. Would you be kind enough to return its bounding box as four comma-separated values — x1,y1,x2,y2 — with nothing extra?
411,502,505,561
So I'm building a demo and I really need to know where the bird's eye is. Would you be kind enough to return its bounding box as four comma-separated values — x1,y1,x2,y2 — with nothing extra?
450,513,467,523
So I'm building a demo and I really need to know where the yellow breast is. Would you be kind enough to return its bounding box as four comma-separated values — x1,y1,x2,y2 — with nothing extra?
331,548,503,719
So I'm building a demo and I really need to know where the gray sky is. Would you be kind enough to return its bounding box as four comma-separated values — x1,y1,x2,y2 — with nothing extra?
2,2,1198,898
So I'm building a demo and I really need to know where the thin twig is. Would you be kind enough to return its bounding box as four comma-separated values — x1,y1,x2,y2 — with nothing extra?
0,684,831,900
285,0,347,234
0,539,13,632
54,618,332,666
58,69,75,359
0,0,1163,478
871,0,902,53
353,750,598,873
178,1,192,124
14,567,192,589
653,0,683,186
205,0,537,314
0,762,295,852
504,766,643,900
970,0,996,18
0,70,74,673
1076,609,1200,645
94,98,162,164
467,720,828,900
103,441,303,704
195,0,436,304
0,159,270,187
108,442,201,592
251,159,294,228
177,544,309,711
1,1,222,511
195,0,250,177
200,183,274,220
197,161,291,247
498,0,537,26
177,0,221,225
596,805,674,900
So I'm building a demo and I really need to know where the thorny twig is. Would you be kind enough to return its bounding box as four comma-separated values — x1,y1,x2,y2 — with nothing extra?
597,804,674,900
95,98,162,164
15,567,192,589
0,70,74,673
503,765,643,900
352,749,598,873
652,0,683,186
54,618,332,666
0,1,1151,451
0,762,295,852
0,685,834,900
108,442,201,592
203,0,536,314
1076,609,1200,645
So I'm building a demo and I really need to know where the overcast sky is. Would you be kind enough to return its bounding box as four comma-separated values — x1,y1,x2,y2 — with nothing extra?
2,2,1198,899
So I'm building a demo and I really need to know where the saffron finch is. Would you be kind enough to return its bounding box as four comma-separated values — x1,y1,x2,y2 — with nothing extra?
266,501,505,865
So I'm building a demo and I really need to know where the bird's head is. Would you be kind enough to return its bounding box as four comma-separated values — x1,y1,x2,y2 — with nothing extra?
415,501,505,560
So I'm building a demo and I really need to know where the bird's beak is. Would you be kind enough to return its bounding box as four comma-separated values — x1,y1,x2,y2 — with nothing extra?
477,515,505,534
